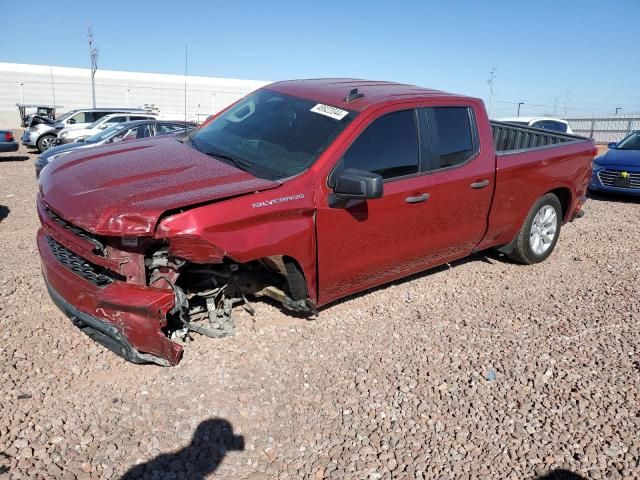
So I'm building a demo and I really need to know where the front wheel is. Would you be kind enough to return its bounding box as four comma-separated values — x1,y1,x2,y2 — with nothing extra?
509,193,562,264
36,134,56,153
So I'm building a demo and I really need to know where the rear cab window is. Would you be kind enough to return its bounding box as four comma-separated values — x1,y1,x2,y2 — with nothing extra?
425,106,478,171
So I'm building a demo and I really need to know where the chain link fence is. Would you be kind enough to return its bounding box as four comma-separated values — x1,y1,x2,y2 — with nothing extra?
566,117,640,144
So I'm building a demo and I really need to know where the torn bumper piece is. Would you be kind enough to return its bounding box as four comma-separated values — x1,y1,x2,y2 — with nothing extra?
37,229,183,366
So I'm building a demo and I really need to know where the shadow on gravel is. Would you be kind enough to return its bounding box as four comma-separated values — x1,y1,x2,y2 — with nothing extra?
0,155,30,162
120,418,244,480
588,190,640,204
535,469,586,480
0,205,8,223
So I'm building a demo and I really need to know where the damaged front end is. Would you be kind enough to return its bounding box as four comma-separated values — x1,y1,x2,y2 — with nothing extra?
146,249,316,345
38,191,316,366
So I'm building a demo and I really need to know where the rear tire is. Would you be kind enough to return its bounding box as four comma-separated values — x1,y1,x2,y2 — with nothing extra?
509,193,562,264
37,134,56,153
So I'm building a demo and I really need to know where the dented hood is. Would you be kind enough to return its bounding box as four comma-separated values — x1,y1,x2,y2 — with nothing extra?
39,136,280,235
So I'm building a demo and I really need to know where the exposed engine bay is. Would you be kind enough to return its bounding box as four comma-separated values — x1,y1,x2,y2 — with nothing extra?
146,249,316,342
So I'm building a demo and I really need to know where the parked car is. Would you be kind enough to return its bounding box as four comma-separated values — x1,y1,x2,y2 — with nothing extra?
589,130,640,196
496,117,574,134
56,113,158,145
35,120,197,177
0,130,18,153
36,79,596,366
21,107,152,153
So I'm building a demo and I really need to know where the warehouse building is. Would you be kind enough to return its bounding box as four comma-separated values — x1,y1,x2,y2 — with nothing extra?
0,62,269,127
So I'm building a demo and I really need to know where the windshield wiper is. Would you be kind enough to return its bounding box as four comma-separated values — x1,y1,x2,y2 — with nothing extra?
205,150,253,172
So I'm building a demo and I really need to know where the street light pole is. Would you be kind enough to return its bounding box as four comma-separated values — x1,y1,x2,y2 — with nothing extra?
517,102,524,117
615,107,622,116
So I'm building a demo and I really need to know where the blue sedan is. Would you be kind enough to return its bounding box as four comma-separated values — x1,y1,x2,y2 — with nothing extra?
589,130,640,196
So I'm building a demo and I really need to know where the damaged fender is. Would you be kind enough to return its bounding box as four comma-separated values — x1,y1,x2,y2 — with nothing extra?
155,183,318,303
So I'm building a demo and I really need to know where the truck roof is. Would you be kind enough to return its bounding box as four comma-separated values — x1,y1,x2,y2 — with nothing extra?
266,78,471,112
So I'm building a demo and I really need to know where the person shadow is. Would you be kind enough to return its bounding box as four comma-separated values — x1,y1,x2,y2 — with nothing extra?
535,469,586,480
0,205,9,223
120,418,244,480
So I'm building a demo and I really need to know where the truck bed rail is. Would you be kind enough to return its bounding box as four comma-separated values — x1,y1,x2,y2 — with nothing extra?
491,121,588,154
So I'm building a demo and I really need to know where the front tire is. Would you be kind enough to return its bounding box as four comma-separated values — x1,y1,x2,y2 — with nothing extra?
509,193,562,264
37,134,56,153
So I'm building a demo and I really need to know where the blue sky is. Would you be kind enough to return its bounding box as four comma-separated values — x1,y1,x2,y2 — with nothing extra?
3,0,639,117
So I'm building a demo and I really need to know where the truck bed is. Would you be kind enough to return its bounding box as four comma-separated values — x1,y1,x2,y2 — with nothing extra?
478,122,595,254
491,121,589,154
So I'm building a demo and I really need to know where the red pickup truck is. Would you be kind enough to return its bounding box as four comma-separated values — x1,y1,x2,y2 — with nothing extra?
37,79,596,365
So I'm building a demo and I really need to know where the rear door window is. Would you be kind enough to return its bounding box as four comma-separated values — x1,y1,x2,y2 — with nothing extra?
427,107,477,170
336,110,419,181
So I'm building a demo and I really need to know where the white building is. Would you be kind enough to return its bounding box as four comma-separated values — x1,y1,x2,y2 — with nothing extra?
0,62,269,127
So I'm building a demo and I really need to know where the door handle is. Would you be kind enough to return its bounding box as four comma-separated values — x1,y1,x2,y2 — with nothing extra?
470,179,490,189
405,193,430,204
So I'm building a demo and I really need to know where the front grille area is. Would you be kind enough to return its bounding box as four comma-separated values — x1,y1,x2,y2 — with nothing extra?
46,236,123,287
598,169,640,190
44,204,106,255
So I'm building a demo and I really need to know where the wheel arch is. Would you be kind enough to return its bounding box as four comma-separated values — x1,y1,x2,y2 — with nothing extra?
545,186,572,222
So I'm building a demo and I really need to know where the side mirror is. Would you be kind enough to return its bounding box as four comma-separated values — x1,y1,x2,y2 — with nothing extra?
98,124,108,130
607,142,617,149
68,118,76,124
332,168,383,200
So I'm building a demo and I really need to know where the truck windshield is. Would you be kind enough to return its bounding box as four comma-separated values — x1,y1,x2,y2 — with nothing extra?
188,89,357,180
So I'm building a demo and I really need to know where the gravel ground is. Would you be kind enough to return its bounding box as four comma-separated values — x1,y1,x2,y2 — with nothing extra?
0,138,639,479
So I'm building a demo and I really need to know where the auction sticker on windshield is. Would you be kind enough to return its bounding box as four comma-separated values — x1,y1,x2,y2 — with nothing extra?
310,104,349,120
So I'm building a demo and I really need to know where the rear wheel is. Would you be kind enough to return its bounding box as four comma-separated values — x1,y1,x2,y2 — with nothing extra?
509,193,562,264
37,134,56,152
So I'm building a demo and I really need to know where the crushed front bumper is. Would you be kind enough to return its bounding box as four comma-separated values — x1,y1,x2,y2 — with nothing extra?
37,228,183,366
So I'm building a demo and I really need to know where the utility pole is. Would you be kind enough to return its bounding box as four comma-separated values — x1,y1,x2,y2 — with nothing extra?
615,107,622,116
19,82,24,104
184,44,188,128
49,66,56,106
563,89,570,117
517,102,524,117
88,27,99,108
487,68,497,117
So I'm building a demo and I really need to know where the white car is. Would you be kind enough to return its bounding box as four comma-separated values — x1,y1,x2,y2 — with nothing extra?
56,112,158,144
496,117,574,135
